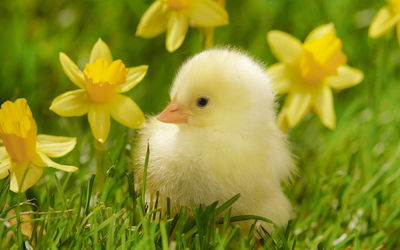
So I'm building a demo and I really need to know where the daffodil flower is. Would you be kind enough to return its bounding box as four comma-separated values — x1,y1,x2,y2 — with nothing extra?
0,98,77,192
50,39,147,143
136,0,228,52
369,0,400,42
201,0,226,49
266,24,364,130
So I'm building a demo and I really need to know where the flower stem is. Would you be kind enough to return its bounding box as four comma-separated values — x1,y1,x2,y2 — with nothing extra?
201,0,225,50
202,28,214,50
15,192,26,247
94,139,106,192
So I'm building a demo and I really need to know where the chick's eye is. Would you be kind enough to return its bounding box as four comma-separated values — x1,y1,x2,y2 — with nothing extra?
196,97,209,108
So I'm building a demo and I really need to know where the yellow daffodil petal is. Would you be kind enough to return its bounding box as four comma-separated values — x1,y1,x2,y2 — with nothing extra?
166,12,189,52
10,163,43,193
305,23,335,42
50,89,89,117
136,1,169,38
0,170,8,179
189,0,228,26
326,65,364,90
90,39,113,64
286,91,312,127
313,86,335,129
277,108,289,132
0,156,10,179
59,52,85,89
88,107,110,143
34,152,78,172
369,7,400,38
0,146,6,161
266,63,293,94
36,135,76,158
116,65,148,93
110,94,145,129
267,31,302,63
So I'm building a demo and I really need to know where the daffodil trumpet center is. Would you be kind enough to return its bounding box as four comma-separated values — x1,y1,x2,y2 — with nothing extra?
83,58,128,103
0,99,37,163
298,33,347,85
162,0,191,10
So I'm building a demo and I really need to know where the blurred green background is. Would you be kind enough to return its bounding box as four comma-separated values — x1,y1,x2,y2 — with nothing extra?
1,0,400,248
1,0,390,119
0,0,395,126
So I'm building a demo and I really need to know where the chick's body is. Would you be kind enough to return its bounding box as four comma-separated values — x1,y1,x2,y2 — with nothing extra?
135,49,294,231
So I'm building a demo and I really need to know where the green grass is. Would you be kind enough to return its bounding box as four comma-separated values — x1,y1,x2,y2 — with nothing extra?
1,0,400,248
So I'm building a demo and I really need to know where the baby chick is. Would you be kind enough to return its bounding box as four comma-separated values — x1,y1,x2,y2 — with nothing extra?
134,48,294,232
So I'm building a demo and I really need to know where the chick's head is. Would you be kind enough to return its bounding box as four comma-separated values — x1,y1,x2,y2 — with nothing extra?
158,49,276,131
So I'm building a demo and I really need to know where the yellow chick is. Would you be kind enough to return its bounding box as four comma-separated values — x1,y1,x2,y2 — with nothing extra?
134,48,294,232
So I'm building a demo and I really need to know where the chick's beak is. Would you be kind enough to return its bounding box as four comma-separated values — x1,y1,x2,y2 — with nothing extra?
157,97,188,124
